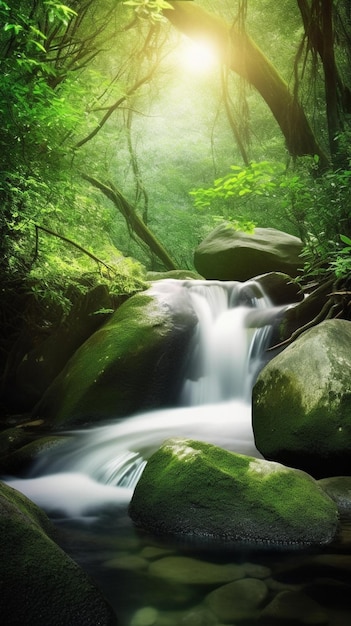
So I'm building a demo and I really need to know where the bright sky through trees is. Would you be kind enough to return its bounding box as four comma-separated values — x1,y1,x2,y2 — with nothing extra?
177,36,219,73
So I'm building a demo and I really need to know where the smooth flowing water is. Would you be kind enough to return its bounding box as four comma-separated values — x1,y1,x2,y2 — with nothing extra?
8,280,277,514
5,280,351,625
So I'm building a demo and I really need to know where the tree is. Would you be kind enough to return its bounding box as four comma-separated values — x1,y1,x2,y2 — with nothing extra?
163,0,350,169
295,0,351,166
0,0,179,278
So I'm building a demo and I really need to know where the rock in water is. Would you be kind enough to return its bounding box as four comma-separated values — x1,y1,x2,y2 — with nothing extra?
253,319,351,477
128,438,339,549
34,284,197,428
0,481,117,625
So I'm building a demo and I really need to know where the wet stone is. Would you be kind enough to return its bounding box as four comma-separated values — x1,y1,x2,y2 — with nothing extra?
265,576,302,594
130,606,159,626
318,476,351,511
242,562,271,579
259,590,329,625
148,556,245,585
112,568,200,610
205,577,268,623
139,546,176,560
103,553,148,571
145,605,219,626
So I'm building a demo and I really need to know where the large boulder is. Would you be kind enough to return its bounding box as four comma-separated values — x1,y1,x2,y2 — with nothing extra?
0,481,117,625
194,224,303,281
34,282,197,428
129,438,339,549
252,319,351,477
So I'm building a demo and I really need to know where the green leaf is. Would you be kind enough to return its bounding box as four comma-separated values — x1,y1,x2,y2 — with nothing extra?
30,26,47,40
29,39,47,53
340,234,351,246
4,22,23,35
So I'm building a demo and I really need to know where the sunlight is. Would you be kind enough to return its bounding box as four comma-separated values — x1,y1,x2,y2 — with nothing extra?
178,37,219,73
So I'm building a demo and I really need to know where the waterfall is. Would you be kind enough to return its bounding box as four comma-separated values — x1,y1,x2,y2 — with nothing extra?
6,279,283,518
179,280,272,405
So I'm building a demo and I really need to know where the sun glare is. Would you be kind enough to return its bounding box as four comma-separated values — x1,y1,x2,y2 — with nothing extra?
179,37,218,73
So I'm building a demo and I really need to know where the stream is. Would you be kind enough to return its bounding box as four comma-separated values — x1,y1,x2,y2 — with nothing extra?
5,280,351,625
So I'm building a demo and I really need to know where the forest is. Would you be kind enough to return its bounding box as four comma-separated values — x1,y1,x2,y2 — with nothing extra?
1,3,351,624
1,0,351,408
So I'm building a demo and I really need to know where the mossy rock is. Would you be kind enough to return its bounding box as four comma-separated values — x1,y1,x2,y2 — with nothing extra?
255,272,303,306
0,481,117,625
0,433,68,474
194,225,303,281
34,285,197,428
252,319,351,477
146,270,203,281
129,438,339,549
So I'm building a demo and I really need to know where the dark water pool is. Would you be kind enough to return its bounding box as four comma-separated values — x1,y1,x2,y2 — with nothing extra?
54,505,351,626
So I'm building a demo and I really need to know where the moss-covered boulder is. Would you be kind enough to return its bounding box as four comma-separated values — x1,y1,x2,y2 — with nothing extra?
146,269,203,281
255,272,303,306
0,481,117,625
194,224,303,281
252,319,351,477
128,438,339,549
34,283,197,428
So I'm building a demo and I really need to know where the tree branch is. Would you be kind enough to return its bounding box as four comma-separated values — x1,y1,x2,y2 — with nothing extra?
163,1,329,166
34,224,115,275
80,173,178,270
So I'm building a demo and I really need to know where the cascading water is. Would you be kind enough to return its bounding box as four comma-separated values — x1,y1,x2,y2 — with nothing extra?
6,279,283,517
5,280,350,626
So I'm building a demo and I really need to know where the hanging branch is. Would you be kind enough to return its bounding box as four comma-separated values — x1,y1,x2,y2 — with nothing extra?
80,173,178,271
220,70,250,166
163,1,329,167
73,70,157,149
73,23,168,149
34,224,116,275
125,105,149,223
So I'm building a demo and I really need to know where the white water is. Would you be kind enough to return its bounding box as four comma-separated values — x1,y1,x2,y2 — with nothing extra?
6,279,283,518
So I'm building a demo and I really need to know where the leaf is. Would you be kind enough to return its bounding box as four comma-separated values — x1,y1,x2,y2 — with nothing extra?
340,234,351,247
29,39,47,53
29,26,47,40
4,22,23,35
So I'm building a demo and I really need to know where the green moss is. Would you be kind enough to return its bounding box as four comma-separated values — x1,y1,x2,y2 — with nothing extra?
129,438,339,547
0,482,117,624
35,290,187,426
253,368,351,459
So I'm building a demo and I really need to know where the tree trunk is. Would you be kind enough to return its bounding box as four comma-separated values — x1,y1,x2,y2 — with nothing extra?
297,0,343,164
81,174,178,271
164,1,329,167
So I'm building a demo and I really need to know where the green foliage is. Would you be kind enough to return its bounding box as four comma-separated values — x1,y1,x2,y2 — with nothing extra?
190,154,351,283
123,0,173,22
189,161,288,234
331,235,351,279
0,1,84,279
28,237,147,323
0,0,133,289
279,158,351,281
44,1,78,25
190,161,285,209
1,0,351,314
